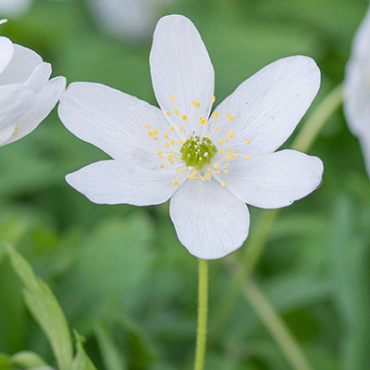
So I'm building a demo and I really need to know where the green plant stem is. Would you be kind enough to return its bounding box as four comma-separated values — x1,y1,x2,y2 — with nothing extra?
194,259,208,370
210,83,343,341
244,280,313,370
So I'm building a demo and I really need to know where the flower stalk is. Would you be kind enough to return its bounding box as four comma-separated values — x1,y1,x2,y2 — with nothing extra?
194,259,208,370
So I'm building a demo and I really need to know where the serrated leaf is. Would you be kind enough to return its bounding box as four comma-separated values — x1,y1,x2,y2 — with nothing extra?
7,246,73,370
72,332,98,370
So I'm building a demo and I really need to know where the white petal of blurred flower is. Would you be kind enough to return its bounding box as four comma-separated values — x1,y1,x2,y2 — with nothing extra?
0,33,66,147
344,7,370,178
58,15,323,260
0,0,32,17
88,0,176,41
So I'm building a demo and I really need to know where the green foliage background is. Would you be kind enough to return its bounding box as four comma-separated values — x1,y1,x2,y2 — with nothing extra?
1,0,370,369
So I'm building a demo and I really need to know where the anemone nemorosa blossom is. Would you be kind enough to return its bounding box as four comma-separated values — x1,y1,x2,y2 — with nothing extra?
344,7,370,179
0,26,66,147
58,15,323,259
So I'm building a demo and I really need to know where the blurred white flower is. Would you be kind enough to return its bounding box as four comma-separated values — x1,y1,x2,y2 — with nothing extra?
0,0,32,17
344,7,370,178
58,15,323,259
0,0,70,18
0,32,66,147
88,0,176,41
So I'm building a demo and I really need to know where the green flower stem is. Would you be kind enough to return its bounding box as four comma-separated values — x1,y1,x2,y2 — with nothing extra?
210,83,344,341
244,280,313,370
194,259,208,370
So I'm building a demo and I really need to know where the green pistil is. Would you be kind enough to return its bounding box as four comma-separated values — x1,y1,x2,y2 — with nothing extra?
180,136,217,170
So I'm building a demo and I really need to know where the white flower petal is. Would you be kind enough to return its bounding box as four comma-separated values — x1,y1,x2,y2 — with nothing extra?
169,179,250,259
0,84,35,146
223,149,323,209
0,36,13,75
66,159,178,206
150,14,214,133
358,132,370,179
24,62,52,94
1,76,66,146
0,44,42,85
58,82,172,162
344,7,370,137
210,56,320,156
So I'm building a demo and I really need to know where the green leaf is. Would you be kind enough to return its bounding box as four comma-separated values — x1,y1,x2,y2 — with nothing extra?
11,351,48,368
72,332,98,370
94,321,128,370
7,246,74,370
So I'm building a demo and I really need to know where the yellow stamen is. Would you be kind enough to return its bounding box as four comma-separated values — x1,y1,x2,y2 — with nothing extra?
228,153,234,161
163,133,169,139
214,163,219,169
211,95,216,103
220,149,226,155
200,117,206,125
170,126,174,131
165,142,170,148
148,131,153,137
215,170,221,175
153,128,158,136
224,162,229,168
178,140,184,145
245,156,251,161
216,125,220,131
246,139,251,144
182,115,187,121
235,153,240,158
221,182,226,188
160,164,164,168
144,124,150,129
166,111,171,116
213,111,219,118
171,95,176,103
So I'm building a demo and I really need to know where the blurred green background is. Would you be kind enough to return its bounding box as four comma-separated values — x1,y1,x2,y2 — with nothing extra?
1,0,370,369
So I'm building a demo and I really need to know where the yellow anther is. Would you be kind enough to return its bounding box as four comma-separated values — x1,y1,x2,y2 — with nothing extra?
214,163,219,169
235,153,240,158
165,142,170,148
174,109,179,115
211,95,216,103
200,116,206,125
163,133,169,139
171,95,176,103
216,125,220,131
226,113,234,121
180,125,184,131
144,124,151,129
207,168,213,172
228,148,233,152
148,131,154,137
245,156,251,161
178,140,184,145
182,115,187,121
246,139,251,144
229,115,234,120
170,139,175,145
176,168,184,173
153,128,158,136
228,153,234,161
201,177,206,181
195,102,200,108
220,149,226,155
221,182,226,188
188,166,194,171
228,130,235,138
13,125,19,135
215,170,221,175
224,170,229,174
173,180,181,187
166,111,171,116
224,137,229,143
170,126,174,131
205,172,211,180
157,150,163,156
160,163,164,168
224,162,229,167
213,111,219,118
217,139,223,145
170,153,177,157
167,155,174,164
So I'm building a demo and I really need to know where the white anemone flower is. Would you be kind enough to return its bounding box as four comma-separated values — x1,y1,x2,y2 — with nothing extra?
0,31,66,147
58,15,323,260
344,7,370,178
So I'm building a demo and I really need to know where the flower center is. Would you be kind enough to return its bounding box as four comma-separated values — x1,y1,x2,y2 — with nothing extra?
180,135,217,170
